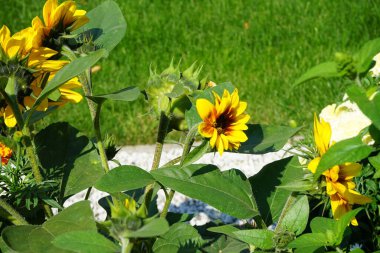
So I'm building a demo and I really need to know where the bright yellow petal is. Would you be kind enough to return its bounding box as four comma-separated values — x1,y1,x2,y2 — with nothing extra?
313,114,331,155
210,129,218,148
339,163,362,181
196,98,215,121
43,0,58,26
4,105,18,128
59,89,83,103
236,101,247,116
226,130,248,143
307,157,320,173
216,136,224,156
0,25,11,50
334,182,372,205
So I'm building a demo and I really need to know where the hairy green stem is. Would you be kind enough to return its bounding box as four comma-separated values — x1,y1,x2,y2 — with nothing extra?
160,125,198,218
22,126,53,218
143,112,170,209
0,198,28,225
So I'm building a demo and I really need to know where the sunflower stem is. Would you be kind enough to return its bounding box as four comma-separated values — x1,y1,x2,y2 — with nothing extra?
22,126,53,218
143,112,171,210
0,197,29,225
160,125,197,218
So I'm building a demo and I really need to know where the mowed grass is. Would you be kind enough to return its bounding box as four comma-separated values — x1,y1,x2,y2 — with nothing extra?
1,0,380,144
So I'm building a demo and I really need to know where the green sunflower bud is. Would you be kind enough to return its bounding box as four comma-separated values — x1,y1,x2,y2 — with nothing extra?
334,52,357,79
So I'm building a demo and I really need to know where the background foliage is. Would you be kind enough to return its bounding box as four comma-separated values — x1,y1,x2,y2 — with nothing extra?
1,0,380,144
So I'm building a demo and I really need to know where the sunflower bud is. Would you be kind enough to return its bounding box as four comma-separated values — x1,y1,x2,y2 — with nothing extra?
334,52,357,79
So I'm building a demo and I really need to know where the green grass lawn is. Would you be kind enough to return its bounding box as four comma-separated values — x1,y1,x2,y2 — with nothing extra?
1,0,380,144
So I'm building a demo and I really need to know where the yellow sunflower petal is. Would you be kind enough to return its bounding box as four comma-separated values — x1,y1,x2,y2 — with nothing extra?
236,101,247,116
210,129,218,148
307,157,320,173
198,122,214,138
217,136,224,156
196,98,215,121
0,25,11,47
339,163,362,181
43,0,58,26
313,114,331,155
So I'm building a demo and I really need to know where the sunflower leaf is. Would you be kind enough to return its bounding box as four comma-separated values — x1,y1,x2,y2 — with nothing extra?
315,136,373,179
151,164,258,219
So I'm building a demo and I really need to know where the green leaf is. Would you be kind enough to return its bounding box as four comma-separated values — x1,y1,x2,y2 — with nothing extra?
2,225,38,252
181,140,210,167
276,179,314,192
201,236,249,253
128,218,169,238
287,233,328,249
35,122,104,198
33,49,107,111
208,225,241,239
310,217,335,234
95,165,154,193
87,86,141,104
278,195,309,235
2,201,96,253
77,0,126,52
369,154,380,178
250,156,304,225
334,208,363,244
293,61,342,86
52,231,119,253
152,223,203,253
233,229,275,250
152,164,258,219
347,85,380,130
315,136,373,178
354,38,380,73
237,124,300,154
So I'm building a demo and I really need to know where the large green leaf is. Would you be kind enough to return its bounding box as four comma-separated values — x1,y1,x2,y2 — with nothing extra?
287,233,329,249
152,164,258,219
33,49,107,111
278,195,309,236
35,122,104,199
128,218,169,238
77,1,126,52
200,236,249,253
288,209,363,251
237,124,300,154
233,229,275,250
2,201,96,253
94,165,154,193
315,136,373,178
347,85,380,130
152,223,203,253
2,225,38,252
87,87,141,104
249,156,304,225
208,225,241,240
52,231,119,253
293,61,342,86
354,38,380,73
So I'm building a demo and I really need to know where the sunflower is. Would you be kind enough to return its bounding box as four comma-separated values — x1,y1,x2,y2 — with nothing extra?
308,114,372,225
31,0,89,49
0,25,82,127
196,89,250,155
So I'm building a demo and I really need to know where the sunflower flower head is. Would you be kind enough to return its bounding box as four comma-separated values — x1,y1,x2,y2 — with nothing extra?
32,0,89,50
0,25,82,128
308,114,372,225
0,142,12,165
196,89,249,156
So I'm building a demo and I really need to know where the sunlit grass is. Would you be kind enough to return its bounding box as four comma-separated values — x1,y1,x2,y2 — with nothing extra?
2,0,380,144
